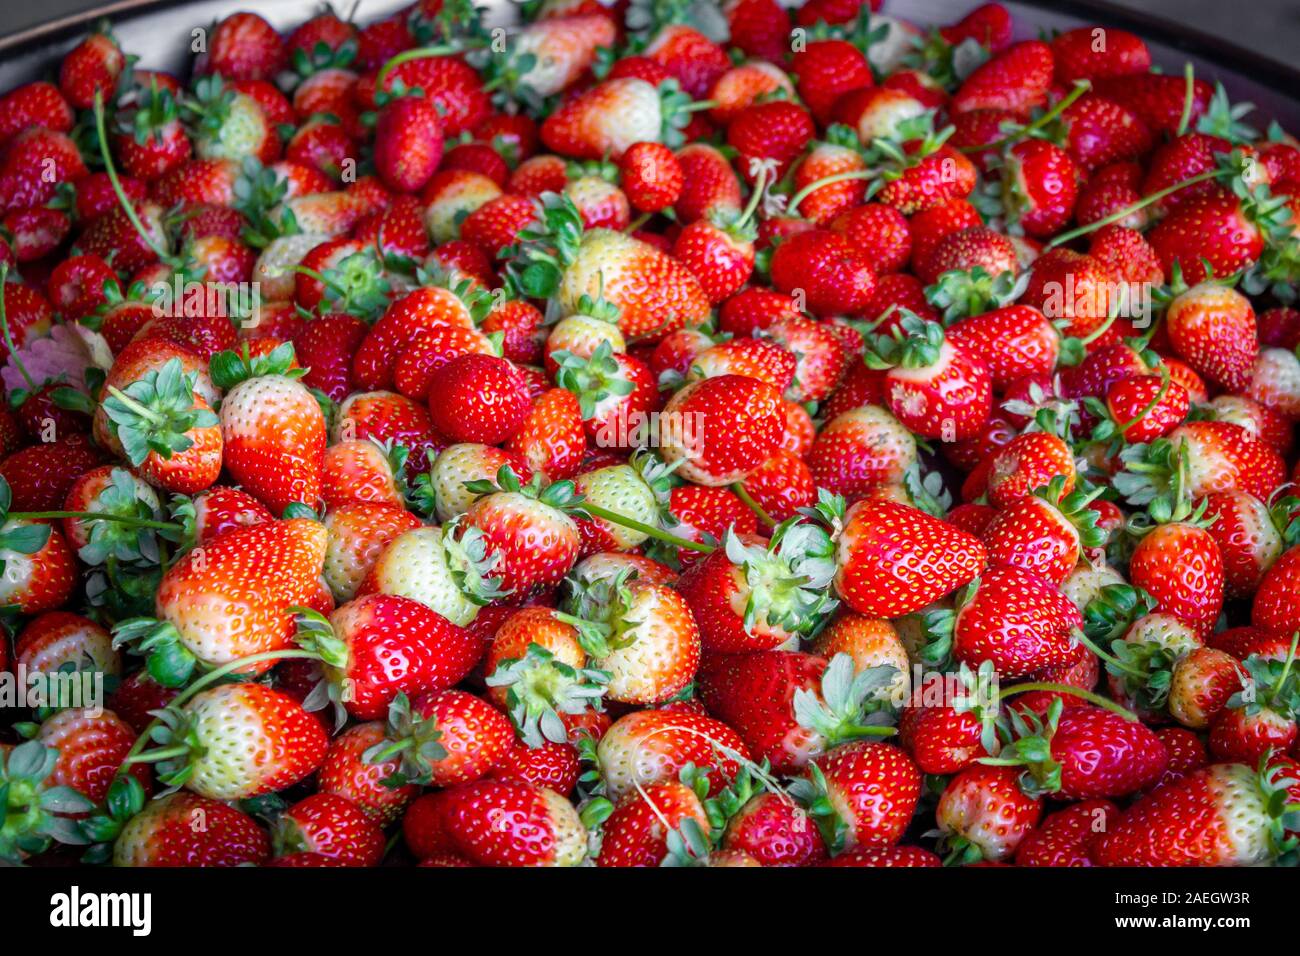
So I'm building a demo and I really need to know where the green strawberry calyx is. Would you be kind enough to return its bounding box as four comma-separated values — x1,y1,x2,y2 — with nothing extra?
484,642,610,748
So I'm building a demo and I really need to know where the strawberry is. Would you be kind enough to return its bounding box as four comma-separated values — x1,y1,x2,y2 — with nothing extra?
321,500,421,602
944,565,1085,678
359,523,507,627
139,682,327,800
1001,138,1080,239
361,689,515,789
789,742,921,852
658,373,785,486
830,495,985,617
1015,798,1118,867
952,40,1053,116
1127,508,1225,637
211,343,326,514
1164,281,1258,392
317,722,417,824
1092,760,1300,866
1050,26,1150,83
1253,546,1300,639
721,788,827,867
58,28,126,110
540,77,703,160
935,764,1041,863
946,305,1059,388
865,313,992,442
508,195,710,340
739,450,817,523
0,82,74,142
1168,647,1247,729
112,792,269,867
991,699,1169,799
596,709,747,801
769,228,877,317
15,610,118,679
373,94,444,193
619,141,683,213
441,778,587,867
272,794,385,867
294,593,481,722
808,405,916,501
984,432,1077,508
185,77,279,165
198,12,287,83
0,434,105,512
982,479,1107,585
699,650,898,775
461,465,581,594
678,523,837,654
559,567,702,702
596,779,709,867
115,517,327,682
674,143,743,223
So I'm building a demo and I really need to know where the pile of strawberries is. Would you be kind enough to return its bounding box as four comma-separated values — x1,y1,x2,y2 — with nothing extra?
0,0,1299,869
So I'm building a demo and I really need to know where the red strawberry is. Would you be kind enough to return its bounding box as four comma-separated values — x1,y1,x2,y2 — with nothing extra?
948,566,1085,678
659,373,784,487
1092,760,1300,866
866,313,992,442
441,778,587,867
295,594,481,722
113,792,269,867
994,700,1169,799
952,40,1053,116
832,497,986,618
936,764,1041,863
1015,798,1119,867
699,649,898,776
596,779,708,867
769,228,877,317
212,343,325,514
1164,282,1258,392
790,742,921,851
272,794,385,867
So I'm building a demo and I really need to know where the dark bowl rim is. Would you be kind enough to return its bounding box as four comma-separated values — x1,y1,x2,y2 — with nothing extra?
0,0,1297,95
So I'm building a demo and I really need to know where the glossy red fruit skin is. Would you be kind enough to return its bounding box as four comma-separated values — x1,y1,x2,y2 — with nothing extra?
953,566,1085,678
1047,706,1170,800
769,229,876,317
329,594,482,720
723,792,827,867
275,793,385,866
1015,799,1119,867
834,499,987,618
813,742,922,848
427,354,530,445
823,844,942,867
1128,523,1225,637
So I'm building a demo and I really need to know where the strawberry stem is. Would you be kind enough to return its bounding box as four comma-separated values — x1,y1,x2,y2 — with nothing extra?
730,482,776,528
1269,632,1300,709
0,263,36,392
1071,629,1147,677
999,681,1140,721
13,510,183,532
1176,62,1196,138
114,648,323,778
960,80,1092,155
104,384,164,426
1047,168,1222,249
787,169,876,216
1116,365,1172,437
579,501,715,553
374,44,474,91
92,91,171,264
